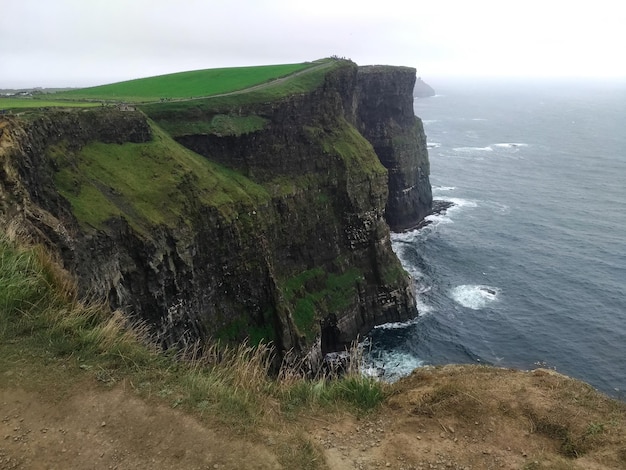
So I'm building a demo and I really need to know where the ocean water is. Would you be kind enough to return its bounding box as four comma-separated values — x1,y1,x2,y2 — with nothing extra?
365,78,626,398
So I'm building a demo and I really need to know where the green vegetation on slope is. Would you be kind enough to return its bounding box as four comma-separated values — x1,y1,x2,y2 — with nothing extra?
48,122,269,230
282,266,364,341
158,113,269,137
53,62,318,103
312,118,387,177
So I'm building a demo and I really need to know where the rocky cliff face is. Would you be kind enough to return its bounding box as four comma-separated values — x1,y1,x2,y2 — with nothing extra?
354,66,432,231
0,61,432,361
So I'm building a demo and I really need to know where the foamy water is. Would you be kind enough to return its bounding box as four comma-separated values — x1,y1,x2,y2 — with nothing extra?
449,285,500,310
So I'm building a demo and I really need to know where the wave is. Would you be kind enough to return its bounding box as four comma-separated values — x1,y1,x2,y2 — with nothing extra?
392,197,478,240
361,347,425,382
433,185,455,191
485,200,510,215
453,146,494,152
439,197,478,209
494,142,528,149
422,119,440,124
374,318,420,330
427,142,441,149
416,296,434,314
450,284,500,310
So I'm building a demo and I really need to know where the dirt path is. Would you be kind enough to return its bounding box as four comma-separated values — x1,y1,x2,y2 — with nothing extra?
2,365,624,469
0,384,280,470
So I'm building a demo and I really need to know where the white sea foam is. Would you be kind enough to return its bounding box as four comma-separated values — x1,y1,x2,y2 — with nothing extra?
453,146,494,153
421,119,440,124
374,318,420,330
471,118,488,121
390,223,429,243
427,142,441,149
416,296,434,314
486,201,510,215
441,197,478,209
433,185,455,191
450,284,500,310
494,142,528,149
362,348,425,382
393,197,477,237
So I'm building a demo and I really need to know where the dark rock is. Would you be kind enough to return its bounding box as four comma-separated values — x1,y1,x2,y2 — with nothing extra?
355,66,433,231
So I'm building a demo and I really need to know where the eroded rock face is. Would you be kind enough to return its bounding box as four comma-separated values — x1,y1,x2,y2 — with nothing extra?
0,61,431,361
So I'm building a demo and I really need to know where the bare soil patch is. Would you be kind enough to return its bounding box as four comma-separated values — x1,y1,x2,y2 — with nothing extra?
2,365,624,469
0,381,280,470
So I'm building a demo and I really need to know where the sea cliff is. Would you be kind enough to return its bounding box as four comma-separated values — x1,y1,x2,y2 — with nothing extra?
0,60,432,362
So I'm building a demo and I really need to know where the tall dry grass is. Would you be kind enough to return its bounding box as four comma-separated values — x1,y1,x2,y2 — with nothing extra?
1,236,386,434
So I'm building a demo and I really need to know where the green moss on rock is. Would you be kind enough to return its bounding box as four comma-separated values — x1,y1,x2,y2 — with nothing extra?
282,267,363,341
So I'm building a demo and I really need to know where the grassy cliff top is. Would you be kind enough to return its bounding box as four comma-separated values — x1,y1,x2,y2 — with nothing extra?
139,58,350,117
1,58,345,110
52,61,323,103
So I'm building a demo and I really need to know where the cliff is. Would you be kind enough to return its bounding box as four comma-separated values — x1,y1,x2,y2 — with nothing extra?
413,77,436,97
355,66,432,231
0,60,433,361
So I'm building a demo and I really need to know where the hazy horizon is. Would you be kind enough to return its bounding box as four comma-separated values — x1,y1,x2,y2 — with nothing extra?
2,0,625,89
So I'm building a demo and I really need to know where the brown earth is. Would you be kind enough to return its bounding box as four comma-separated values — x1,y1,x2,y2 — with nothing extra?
2,364,624,470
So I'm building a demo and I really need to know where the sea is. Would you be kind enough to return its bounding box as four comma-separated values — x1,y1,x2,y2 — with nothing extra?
364,77,626,399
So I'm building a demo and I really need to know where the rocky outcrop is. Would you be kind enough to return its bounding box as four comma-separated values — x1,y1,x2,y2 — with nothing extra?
0,60,432,361
413,77,436,98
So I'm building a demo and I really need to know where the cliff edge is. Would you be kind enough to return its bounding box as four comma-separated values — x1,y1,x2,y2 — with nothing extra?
0,59,433,361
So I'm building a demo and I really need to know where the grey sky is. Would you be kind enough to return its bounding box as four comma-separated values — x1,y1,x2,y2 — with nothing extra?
2,0,625,88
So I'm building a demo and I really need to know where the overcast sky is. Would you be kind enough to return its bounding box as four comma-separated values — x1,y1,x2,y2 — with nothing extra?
2,0,625,88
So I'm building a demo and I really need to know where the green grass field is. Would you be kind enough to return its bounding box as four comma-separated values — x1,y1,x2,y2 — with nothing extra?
53,62,320,103
0,98,99,110
1,58,342,113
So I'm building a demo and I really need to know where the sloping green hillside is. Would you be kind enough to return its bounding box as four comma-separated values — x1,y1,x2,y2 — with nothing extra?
54,62,319,102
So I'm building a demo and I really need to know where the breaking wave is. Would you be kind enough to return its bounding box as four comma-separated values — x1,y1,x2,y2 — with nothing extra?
494,142,528,149
450,285,500,310
453,146,493,152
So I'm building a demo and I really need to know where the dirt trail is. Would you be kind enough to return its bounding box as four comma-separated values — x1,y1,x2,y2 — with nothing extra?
0,384,280,470
2,365,624,469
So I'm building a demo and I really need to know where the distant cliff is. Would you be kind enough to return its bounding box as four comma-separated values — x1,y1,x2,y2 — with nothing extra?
413,77,436,98
0,60,433,363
